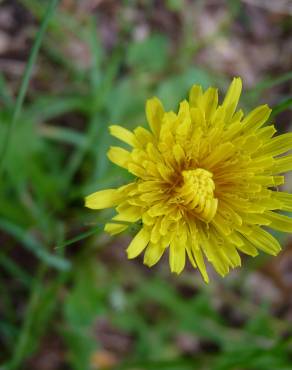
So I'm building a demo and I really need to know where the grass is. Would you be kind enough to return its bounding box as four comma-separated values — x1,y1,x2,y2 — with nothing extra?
0,1,291,370
0,0,60,172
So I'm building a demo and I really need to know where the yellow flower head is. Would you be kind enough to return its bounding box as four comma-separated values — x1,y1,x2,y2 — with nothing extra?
85,78,292,282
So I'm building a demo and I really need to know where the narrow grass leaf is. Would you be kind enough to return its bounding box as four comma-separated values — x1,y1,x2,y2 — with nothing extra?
271,97,292,119
0,0,60,172
0,218,70,271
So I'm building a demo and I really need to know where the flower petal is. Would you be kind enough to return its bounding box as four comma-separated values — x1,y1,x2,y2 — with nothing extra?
272,155,292,174
264,211,292,233
127,228,150,259
107,146,131,168
109,125,137,146
221,245,241,268
169,241,185,274
193,247,209,283
189,84,203,107
258,132,292,156
272,192,292,212
236,236,258,257
222,77,242,123
146,97,164,137
246,227,281,256
241,105,271,132
200,87,218,122
114,204,141,222
144,242,165,267
85,189,121,209
104,223,128,235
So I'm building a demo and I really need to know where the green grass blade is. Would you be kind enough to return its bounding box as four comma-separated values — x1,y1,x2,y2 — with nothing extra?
55,220,132,250
0,253,33,287
55,224,104,250
0,0,60,172
0,218,70,271
271,97,292,119
5,266,66,370
0,73,13,107
248,72,292,94
245,72,292,106
39,124,87,148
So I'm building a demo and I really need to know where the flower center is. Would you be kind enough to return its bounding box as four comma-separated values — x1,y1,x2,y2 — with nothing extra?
178,168,218,223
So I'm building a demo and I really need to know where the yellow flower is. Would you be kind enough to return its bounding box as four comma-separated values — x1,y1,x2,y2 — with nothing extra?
85,78,292,282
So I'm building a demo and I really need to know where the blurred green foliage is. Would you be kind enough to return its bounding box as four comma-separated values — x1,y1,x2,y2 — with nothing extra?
0,1,291,370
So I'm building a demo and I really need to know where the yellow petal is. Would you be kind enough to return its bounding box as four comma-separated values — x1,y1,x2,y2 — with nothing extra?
137,180,162,192
190,107,205,129
257,125,276,141
264,211,292,233
114,204,141,222
160,111,177,138
200,87,218,122
146,97,164,137
107,146,130,168
160,216,174,236
157,163,173,182
177,101,192,136
243,213,271,226
272,155,292,174
254,175,284,187
193,247,209,283
142,212,155,226
147,203,170,217
229,109,244,124
104,223,128,235
241,105,271,132
199,228,229,276
85,189,121,209
236,236,258,257
140,191,165,203
247,227,281,255
189,84,203,107
143,242,165,267
221,245,241,268
239,135,262,153
128,163,146,178
186,245,197,269
109,125,137,146
208,250,229,277
212,213,232,236
146,143,161,162
222,77,242,123
127,228,150,259
173,144,185,165
169,240,186,274
258,132,292,157
272,192,292,212
134,126,153,146
150,218,162,244
202,142,235,168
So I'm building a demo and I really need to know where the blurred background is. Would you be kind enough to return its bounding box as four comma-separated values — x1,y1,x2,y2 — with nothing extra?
0,0,292,369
